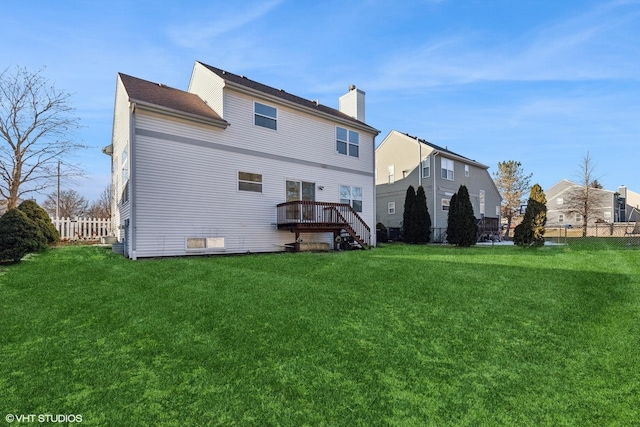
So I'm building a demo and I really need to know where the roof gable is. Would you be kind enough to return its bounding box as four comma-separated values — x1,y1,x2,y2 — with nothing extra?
196,61,378,134
118,73,224,123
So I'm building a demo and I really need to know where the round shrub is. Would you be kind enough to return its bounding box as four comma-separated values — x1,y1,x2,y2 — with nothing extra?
18,200,60,243
0,209,47,263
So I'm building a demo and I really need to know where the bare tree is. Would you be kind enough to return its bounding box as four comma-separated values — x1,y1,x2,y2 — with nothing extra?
563,151,607,237
87,184,112,218
0,66,85,209
493,160,532,239
43,189,88,218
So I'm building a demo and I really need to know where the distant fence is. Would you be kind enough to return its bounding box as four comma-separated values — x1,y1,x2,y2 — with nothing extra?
546,223,639,238
50,216,113,240
544,223,640,246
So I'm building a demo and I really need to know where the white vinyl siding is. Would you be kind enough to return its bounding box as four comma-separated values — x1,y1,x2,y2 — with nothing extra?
127,89,376,257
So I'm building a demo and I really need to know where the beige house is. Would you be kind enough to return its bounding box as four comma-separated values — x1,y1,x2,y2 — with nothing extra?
105,61,379,259
375,130,501,242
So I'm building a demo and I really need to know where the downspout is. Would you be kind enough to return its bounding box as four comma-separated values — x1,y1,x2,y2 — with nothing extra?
129,103,137,260
433,151,439,230
416,136,422,187
372,134,377,247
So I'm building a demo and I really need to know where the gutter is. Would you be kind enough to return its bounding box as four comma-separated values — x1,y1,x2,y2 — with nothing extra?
130,99,229,129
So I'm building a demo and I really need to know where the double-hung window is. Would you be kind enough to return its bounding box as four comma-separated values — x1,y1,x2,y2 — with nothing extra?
441,158,454,180
340,185,363,212
388,202,396,215
336,127,359,157
121,147,129,184
422,156,430,178
254,102,277,130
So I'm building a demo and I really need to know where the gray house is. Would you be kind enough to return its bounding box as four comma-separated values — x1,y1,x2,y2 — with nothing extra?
546,180,640,226
375,130,501,242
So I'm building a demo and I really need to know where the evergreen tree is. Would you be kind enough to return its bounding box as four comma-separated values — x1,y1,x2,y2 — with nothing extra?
18,200,60,244
446,193,458,244
402,185,416,242
0,209,47,263
447,185,478,246
514,184,547,247
413,186,432,243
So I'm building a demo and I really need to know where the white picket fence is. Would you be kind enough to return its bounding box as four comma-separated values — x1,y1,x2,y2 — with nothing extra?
50,216,113,240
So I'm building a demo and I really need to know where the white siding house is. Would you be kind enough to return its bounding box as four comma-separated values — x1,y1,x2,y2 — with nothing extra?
106,62,379,259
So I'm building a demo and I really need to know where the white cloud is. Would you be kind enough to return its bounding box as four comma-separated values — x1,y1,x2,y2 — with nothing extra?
365,0,640,91
167,0,285,49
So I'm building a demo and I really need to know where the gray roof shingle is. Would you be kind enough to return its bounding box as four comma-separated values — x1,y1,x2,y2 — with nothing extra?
197,61,378,134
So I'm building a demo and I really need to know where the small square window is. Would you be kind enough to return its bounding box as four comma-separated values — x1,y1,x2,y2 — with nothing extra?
238,171,263,192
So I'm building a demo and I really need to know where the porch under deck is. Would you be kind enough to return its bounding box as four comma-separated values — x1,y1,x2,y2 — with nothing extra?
276,201,371,252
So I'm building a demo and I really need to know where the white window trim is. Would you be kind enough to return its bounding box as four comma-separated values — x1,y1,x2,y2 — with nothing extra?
254,101,277,131
340,185,363,212
465,164,469,177
441,158,454,181
422,156,430,178
336,126,359,158
238,171,263,193
388,202,396,215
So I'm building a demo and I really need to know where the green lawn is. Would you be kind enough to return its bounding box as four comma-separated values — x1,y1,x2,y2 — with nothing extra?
1,243,639,426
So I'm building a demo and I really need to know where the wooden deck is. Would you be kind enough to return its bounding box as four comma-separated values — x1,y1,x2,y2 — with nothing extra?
276,201,370,251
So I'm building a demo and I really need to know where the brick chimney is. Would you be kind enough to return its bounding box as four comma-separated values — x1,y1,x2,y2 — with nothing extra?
339,84,365,122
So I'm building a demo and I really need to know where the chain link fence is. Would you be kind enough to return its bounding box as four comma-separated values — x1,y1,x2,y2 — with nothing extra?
544,223,640,247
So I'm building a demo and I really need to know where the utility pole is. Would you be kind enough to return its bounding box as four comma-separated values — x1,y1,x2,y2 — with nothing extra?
56,160,61,219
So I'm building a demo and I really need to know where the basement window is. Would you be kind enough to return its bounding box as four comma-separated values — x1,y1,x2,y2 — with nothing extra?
186,237,225,251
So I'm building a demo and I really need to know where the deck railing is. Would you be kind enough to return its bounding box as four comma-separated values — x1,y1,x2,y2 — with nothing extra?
276,201,371,246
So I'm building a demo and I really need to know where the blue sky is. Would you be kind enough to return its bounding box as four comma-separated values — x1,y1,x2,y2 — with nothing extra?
2,0,639,204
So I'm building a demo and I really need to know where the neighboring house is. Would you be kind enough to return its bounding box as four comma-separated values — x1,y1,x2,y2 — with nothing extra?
375,130,501,242
105,61,379,259
546,180,640,226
